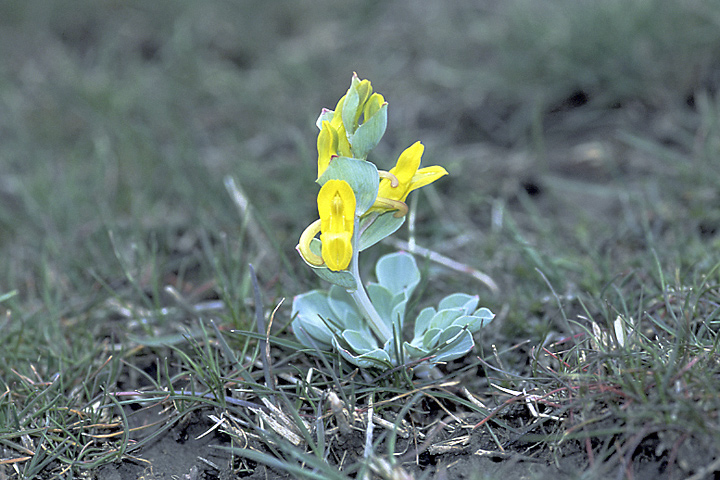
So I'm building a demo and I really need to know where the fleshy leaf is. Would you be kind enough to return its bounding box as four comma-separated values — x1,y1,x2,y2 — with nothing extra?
413,307,436,340
422,327,442,350
340,330,378,353
350,102,387,159
473,307,495,327
358,212,405,251
291,290,336,349
328,285,365,332
366,283,394,332
390,294,410,333
333,337,393,368
451,315,487,333
428,309,464,330
403,342,429,359
437,325,466,344
318,157,379,216
316,108,335,129
431,329,475,363
451,308,495,333
310,266,357,290
375,252,420,298
341,84,361,135
293,324,321,351
438,293,479,315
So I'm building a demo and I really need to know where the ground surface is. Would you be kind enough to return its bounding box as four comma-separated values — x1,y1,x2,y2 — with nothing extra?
2,1,720,479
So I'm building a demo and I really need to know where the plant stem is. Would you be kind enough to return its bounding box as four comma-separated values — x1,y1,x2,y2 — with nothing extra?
348,218,392,341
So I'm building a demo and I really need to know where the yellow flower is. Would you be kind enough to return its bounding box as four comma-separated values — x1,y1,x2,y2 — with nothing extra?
372,142,448,216
319,180,356,271
317,121,338,178
316,98,353,178
297,180,356,271
316,75,384,177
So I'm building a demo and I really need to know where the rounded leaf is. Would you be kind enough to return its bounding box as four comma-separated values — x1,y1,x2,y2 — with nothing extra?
431,330,475,363
291,291,336,348
413,307,436,340
375,252,420,298
333,337,393,369
358,212,405,252
328,285,364,332
429,309,464,330
438,293,479,315
318,157,379,216
340,330,378,353
422,327,442,350
455,308,495,333
366,283,394,335
403,341,429,360
351,102,387,159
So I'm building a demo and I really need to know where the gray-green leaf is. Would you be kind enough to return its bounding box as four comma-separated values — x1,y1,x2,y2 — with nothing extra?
358,212,405,251
291,290,336,349
375,252,420,298
438,293,479,315
318,157,379,216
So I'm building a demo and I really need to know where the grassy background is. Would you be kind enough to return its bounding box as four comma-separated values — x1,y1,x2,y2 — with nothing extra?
2,0,720,478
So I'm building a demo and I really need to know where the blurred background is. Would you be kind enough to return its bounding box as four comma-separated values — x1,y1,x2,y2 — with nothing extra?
2,0,719,316
3,3,720,476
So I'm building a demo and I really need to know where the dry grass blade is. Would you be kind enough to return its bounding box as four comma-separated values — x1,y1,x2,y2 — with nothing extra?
386,238,499,294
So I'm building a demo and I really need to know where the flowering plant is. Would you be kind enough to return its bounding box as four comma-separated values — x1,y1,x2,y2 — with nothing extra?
293,74,494,374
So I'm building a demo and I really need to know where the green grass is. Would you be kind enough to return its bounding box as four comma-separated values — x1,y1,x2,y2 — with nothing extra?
1,0,720,478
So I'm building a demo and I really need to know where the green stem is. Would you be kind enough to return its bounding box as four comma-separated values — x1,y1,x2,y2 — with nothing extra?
348,217,392,341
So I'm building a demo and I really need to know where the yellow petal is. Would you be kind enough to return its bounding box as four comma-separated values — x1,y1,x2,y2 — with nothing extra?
355,78,372,107
363,93,385,121
318,179,356,232
377,141,424,201
330,96,346,129
326,98,352,158
392,141,424,185
370,142,448,215
317,121,338,178
297,219,323,266
320,231,353,271
317,180,356,271
405,165,448,200
336,123,352,157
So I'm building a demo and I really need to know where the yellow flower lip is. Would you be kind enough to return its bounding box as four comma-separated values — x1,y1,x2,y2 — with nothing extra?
319,179,356,271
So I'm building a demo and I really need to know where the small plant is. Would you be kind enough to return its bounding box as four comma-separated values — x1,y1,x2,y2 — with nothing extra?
292,73,494,374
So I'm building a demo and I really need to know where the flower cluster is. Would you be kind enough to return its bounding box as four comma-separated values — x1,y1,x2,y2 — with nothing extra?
297,73,447,274
292,74,493,372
